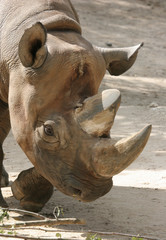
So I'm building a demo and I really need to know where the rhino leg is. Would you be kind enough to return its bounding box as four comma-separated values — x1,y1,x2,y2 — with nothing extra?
0,99,10,207
11,167,54,212
1,164,9,187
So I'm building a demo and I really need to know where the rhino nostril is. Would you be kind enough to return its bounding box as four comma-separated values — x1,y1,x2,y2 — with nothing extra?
100,133,110,138
72,188,82,197
67,181,83,198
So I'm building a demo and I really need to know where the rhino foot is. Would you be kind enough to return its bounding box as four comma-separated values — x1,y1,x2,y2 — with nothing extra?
11,167,53,212
0,190,8,208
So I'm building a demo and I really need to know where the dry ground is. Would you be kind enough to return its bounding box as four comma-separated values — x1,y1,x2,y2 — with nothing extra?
1,0,166,239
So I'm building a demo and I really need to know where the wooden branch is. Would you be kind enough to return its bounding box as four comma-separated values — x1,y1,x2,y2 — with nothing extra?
1,228,161,240
0,218,85,228
0,208,85,228
2,208,45,220
87,230,161,240
0,233,75,240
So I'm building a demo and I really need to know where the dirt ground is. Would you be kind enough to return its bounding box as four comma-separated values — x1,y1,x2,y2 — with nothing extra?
1,0,166,239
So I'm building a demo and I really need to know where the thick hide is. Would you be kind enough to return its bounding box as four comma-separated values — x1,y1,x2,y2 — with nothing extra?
0,0,151,211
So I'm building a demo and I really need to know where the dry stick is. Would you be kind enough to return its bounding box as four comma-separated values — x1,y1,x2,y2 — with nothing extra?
2,208,45,220
87,230,161,240
1,228,161,240
0,233,75,240
1,208,85,227
0,218,85,227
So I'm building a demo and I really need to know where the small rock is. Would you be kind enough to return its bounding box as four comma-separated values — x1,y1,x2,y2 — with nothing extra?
105,42,112,47
149,102,159,108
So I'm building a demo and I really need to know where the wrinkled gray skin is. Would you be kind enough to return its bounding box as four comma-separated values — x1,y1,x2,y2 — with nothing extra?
0,0,151,211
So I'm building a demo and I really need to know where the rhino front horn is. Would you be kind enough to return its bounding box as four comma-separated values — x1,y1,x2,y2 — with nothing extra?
92,125,152,178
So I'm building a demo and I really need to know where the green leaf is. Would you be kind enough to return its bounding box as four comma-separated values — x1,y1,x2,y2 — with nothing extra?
56,233,62,238
0,208,10,223
86,234,102,240
0,229,5,234
131,237,143,240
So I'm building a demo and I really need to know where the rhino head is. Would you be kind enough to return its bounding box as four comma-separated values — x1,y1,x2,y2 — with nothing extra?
9,23,151,202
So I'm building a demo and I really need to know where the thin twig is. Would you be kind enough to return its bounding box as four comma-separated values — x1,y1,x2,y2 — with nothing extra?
2,208,45,220
1,228,161,240
0,218,85,227
0,233,76,240
0,208,85,227
87,230,161,240
10,227,58,232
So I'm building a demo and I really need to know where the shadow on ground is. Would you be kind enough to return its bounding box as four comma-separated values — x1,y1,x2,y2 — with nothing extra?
4,185,166,239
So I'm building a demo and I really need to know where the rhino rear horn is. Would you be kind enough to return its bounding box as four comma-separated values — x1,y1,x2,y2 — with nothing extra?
97,43,143,76
76,89,121,137
19,22,48,69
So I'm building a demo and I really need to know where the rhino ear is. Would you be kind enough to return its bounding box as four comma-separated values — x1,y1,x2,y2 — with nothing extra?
97,43,143,76
19,22,48,69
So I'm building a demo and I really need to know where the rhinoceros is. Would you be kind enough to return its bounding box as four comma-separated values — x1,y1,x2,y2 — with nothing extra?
0,0,151,212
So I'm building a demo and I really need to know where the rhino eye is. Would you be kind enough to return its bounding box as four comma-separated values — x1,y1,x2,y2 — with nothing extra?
44,124,54,136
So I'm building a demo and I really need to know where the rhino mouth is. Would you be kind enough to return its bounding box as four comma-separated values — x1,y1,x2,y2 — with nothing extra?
59,174,113,202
